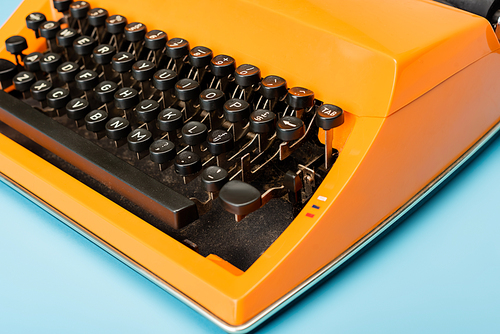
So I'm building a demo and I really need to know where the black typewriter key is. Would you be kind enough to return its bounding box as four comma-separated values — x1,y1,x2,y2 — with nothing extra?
53,0,73,13
131,60,156,82
276,116,305,142
26,12,46,38
153,69,177,90
175,78,200,101
70,1,90,20
88,8,108,27
13,71,36,93
235,64,261,88
135,99,160,123
207,130,234,156
124,22,147,42
157,108,183,132
114,87,139,110
106,15,127,35
189,46,213,68
316,104,344,169
182,121,207,146
47,88,71,110
145,30,167,50
40,53,62,74
93,44,116,64
210,55,235,77
30,80,52,101
39,21,60,40
201,166,228,193
85,109,108,132
200,88,225,111
23,52,42,72
286,87,315,110
73,36,97,56
112,52,134,73
250,109,276,134
149,139,176,165
223,99,250,122
105,117,131,140
127,128,153,156
56,28,79,48
174,151,202,176
57,62,79,83
5,36,28,62
219,180,262,220
166,38,189,59
75,69,99,92
94,81,118,104
67,98,91,120
260,75,287,100
0,59,17,90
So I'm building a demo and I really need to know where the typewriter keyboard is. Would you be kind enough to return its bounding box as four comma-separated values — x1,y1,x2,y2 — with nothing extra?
0,0,345,271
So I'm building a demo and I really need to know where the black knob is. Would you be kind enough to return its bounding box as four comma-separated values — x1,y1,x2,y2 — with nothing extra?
219,180,262,216
56,28,79,47
249,109,276,134
201,166,228,192
13,71,36,92
127,128,153,152
69,1,90,20
105,15,127,35
316,104,344,130
135,99,160,123
174,78,200,101
182,121,207,146
286,87,315,109
105,117,131,140
114,87,139,110
207,130,234,156
75,69,99,91
30,80,53,101
276,116,305,142
144,30,167,50
84,109,108,131
111,52,134,73
0,59,17,82
235,64,261,87
124,22,147,42
153,69,177,91
157,108,183,132
260,75,287,100
210,54,235,77
40,53,62,73
23,52,42,72
200,88,225,111
25,12,46,32
149,139,176,164
93,44,116,65
166,38,189,59
131,60,156,82
223,99,250,123
5,36,28,55
94,80,118,103
88,8,108,27
73,35,97,56
66,98,91,120
174,151,202,176
39,21,60,40
189,46,212,68
53,0,73,13
47,88,71,109
57,61,79,83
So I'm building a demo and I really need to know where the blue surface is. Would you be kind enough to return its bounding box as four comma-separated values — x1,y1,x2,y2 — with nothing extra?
1,2,500,333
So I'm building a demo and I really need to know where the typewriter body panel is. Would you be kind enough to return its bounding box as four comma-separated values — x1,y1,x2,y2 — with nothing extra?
1,0,499,330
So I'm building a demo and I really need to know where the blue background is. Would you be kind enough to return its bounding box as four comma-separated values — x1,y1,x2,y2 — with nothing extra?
1,1,500,333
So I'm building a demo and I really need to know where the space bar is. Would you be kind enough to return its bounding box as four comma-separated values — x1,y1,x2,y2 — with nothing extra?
0,91,198,229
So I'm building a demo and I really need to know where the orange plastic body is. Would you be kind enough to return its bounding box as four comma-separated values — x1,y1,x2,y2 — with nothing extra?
1,0,500,327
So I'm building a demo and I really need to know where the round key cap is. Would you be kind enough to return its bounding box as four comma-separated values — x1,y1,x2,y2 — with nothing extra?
166,38,189,59
316,104,344,130
175,78,200,101
30,80,52,101
249,109,276,134
219,180,262,216
157,108,183,132
75,69,99,91
112,52,134,73
106,15,127,34
47,88,71,109
93,44,115,65
201,166,228,192
189,46,212,68
223,99,250,122
57,62,79,83
276,116,305,142
88,8,108,27
84,109,108,130
66,98,91,120
127,128,153,152
40,53,62,73
131,60,156,82
200,89,225,111
149,139,176,164
114,87,139,109
144,30,167,50
260,75,287,100
124,22,147,42
56,28,79,47
25,12,46,32
182,121,207,146
106,117,130,140
0,59,17,87
286,87,315,109
73,35,97,56
207,130,234,156
235,64,261,87
5,36,28,55
210,54,235,77
94,81,118,103
13,71,36,92
135,99,160,123
23,52,42,72
153,69,177,91
70,1,90,20
53,0,73,13
174,151,202,176
39,21,60,39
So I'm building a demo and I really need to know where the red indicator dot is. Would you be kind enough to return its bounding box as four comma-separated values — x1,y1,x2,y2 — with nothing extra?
305,213,315,218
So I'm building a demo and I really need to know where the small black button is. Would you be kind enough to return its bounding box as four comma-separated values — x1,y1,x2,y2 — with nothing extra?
0,59,17,84
94,81,118,103
53,0,73,13
127,128,153,152
201,166,228,192
47,88,71,109
316,104,344,130
235,64,261,87
88,8,108,27
114,87,139,109
30,80,53,101
135,99,160,123
249,109,277,134
149,139,176,164
260,75,287,100
189,46,212,68
144,30,167,50
112,52,134,73
70,1,90,20
39,21,60,39
153,69,177,91
73,35,97,56
23,52,42,72
174,78,200,101
223,99,250,123
182,121,207,146
56,28,79,47
210,55,235,77
93,44,116,65
5,36,28,55
166,38,189,59
84,109,108,130
157,108,183,132
57,62,79,83
207,130,234,156
26,12,46,32
40,53,62,73
219,180,262,216
67,98,91,120
174,151,202,176
106,15,127,34
131,60,156,82
75,69,99,91
200,88,225,111
13,71,36,92
124,22,147,42
286,87,315,109
276,116,305,142
105,117,130,140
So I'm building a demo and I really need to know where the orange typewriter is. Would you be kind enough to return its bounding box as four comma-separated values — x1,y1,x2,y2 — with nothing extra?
1,0,500,331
